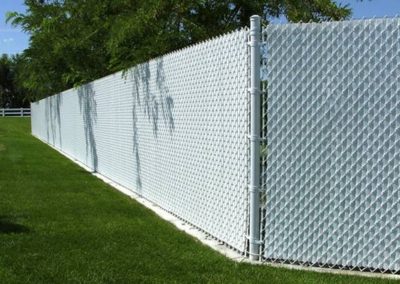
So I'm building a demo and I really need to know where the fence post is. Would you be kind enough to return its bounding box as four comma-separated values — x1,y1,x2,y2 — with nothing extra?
249,15,261,261
1,109,4,117
20,108,23,117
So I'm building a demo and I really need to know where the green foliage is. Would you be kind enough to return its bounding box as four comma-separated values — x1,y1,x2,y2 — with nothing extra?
6,0,351,100
0,54,29,107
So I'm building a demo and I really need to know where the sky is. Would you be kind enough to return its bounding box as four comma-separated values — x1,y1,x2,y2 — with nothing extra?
0,0,27,55
1,0,400,55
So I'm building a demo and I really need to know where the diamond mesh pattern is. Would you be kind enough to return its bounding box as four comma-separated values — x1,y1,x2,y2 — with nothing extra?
31,29,250,252
263,19,400,273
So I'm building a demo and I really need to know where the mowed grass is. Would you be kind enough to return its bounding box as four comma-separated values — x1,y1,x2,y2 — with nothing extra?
0,118,397,284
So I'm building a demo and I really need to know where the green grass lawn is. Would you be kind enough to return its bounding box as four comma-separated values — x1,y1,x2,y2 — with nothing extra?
0,118,397,284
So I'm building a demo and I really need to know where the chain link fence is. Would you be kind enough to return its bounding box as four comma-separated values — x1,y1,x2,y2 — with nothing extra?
32,28,250,253
31,16,400,275
262,18,400,274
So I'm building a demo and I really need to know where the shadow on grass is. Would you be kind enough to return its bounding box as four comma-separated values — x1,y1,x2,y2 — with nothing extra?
0,216,30,234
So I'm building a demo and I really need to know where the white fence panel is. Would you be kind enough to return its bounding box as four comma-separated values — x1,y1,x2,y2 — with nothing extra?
31,29,250,252
263,18,400,273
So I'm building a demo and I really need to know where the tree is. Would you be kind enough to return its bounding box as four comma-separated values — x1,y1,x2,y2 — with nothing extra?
0,54,28,108
7,0,351,100
7,0,112,99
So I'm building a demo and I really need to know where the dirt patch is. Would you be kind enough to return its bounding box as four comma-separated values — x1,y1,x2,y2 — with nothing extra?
0,144,5,152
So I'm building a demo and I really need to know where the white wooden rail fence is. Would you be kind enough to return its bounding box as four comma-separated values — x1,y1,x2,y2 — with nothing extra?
0,108,31,117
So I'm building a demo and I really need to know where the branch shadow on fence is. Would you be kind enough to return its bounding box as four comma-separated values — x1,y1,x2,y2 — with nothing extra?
45,94,62,148
78,83,98,172
128,58,175,195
